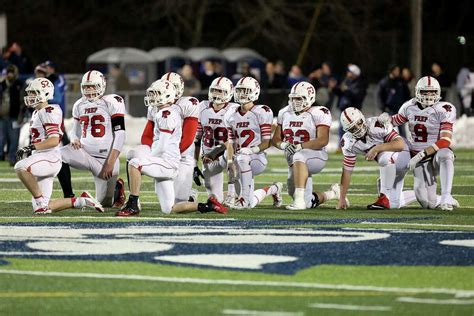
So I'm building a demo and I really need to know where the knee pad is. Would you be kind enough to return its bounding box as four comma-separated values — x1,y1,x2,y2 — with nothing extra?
292,152,306,164
236,154,251,167
14,159,27,172
377,152,394,167
436,148,454,162
128,158,140,169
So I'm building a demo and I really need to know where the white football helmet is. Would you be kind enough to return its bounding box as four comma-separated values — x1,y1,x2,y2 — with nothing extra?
234,77,260,104
144,79,176,108
208,76,233,104
340,107,367,139
289,81,316,113
24,78,54,108
161,72,184,99
81,70,106,101
415,76,441,108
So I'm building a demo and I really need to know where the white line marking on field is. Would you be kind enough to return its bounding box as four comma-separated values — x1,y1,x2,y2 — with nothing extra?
397,296,474,305
309,303,391,311
439,239,474,248
361,222,474,228
0,216,236,220
0,269,473,297
222,309,303,315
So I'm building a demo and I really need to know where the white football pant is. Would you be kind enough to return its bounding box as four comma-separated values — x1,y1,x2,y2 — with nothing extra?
60,146,119,206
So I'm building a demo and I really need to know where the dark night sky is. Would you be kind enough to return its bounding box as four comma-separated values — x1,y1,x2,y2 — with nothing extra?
2,0,473,81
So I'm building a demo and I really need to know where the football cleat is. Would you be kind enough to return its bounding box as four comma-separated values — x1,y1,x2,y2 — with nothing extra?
112,178,126,209
223,192,238,207
115,200,140,217
285,200,306,210
271,182,283,207
80,191,105,212
207,196,228,214
367,193,390,210
34,207,52,215
439,196,459,212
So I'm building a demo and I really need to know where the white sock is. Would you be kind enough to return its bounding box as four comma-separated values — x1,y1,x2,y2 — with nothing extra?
34,195,47,209
323,189,336,201
380,164,396,197
399,190,417,208
294,188,305,205
72,197,86,208
227,183,235,196
439,152,454,198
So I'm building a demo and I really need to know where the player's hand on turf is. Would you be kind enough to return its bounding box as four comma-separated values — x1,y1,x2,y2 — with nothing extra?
365,146,379,161
99,162,114,180
336,198,349,210
193,166,204,186
71,139,82,150
285,143,302,155
409,151,427,170
15,144,35,162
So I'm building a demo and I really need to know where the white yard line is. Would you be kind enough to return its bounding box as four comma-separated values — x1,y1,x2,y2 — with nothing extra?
309,303,391,311
361,222,474,228
0,216,235,220
222,309,303,316
396,296,474,305
0,269,473,297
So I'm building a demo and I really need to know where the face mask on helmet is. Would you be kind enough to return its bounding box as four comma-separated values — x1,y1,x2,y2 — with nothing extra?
345,119,367,138
144,80,176,108
234,77,260,104
208,77,233,104
24,78,54,108
415,76,441,108
289,96,309,113
288,82,315,113
81,71,106,102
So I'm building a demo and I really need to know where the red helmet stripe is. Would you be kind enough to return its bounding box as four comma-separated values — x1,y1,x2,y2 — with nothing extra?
427,76,431,85
241,77,246,84
343,109,352,123
217,76,223,85
86,71,92,81
166,73,171,80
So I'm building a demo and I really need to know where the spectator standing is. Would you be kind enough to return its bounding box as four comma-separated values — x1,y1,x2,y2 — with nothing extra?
6,43,34,75
287,65,308,88
231,62,255,84
198,60,218,90
333,64,367,144
108,64,130,92
377,65,410,137
308,67,330,107
402,67,416,97
35,62,70,145
181,64,201,96
0,65,25,165
431,61,450,100
262,62,286,89
458,63,474,117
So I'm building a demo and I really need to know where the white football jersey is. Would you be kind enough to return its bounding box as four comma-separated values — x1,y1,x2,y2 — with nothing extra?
30,104,63,154
277,105,332,151
226,104,273,149
72,94,126,158
392,98,456,153
196,101,239,155
151,105,182,163
341,117,400,171
147,96,199,158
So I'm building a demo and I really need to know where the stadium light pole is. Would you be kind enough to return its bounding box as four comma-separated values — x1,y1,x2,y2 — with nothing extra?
296,0,324,66
410,0,422,79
